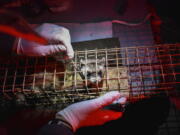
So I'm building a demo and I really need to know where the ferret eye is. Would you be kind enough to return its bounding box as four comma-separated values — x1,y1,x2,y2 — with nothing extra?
87,71,91,77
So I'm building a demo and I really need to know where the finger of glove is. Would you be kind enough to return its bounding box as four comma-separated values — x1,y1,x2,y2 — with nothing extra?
64,43,74,59
52,32,74,59
92,91,121,109
112,97,127,104
41,30,74,58
47,44,67,54
68,91,121,112
19,41,66,56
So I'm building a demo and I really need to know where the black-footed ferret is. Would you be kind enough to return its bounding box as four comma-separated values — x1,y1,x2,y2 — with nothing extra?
78,58,105,91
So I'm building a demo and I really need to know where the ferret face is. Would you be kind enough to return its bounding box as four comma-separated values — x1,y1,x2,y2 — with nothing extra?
79,58,105,83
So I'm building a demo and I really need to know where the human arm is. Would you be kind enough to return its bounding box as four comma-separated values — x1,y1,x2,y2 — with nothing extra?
0,13,74,59
38,91,126,135
13,23,74,59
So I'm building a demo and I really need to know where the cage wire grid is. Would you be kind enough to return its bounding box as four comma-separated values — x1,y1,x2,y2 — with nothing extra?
0,43,179,105
0,43,180,134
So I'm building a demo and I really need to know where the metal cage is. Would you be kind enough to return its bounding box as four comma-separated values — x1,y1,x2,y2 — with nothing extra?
0,43,180,135
0,43,179,106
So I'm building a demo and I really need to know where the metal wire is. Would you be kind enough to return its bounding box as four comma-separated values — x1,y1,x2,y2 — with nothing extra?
0,43,179,106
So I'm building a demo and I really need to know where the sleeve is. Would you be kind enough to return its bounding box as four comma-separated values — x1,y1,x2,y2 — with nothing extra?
38,119,74,135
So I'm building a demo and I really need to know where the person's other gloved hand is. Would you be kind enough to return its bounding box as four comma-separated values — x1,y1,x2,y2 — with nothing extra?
57,91,126,131
13,23,74,59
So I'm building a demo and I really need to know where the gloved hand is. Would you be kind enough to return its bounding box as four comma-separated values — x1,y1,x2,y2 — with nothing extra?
13,23,74,59
57,91,126,131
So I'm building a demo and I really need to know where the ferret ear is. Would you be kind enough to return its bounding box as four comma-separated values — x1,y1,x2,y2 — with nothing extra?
101,57,105,62
99,57,105,65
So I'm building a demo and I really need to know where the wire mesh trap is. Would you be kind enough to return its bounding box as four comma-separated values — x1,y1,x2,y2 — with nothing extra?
0,43,180,135
0,44,179,107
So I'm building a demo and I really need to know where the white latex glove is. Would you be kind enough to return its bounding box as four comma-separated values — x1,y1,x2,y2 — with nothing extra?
13,23,74,59
57,91,126,131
